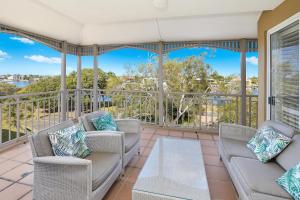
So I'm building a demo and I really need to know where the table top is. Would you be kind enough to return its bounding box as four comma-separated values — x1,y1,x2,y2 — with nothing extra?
133,137,211,200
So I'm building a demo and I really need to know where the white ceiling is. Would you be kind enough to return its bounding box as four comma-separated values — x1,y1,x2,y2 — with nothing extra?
0,0,284,45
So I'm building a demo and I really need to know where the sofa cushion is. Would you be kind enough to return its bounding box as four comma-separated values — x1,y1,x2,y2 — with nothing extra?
220,138,257,161
260,121,295,138
85,152,120,191
247,126,291,163
231,157,291,199
92,113,118,131
81,111,106,131
277,162,300,200
276,134,300,171
30,120,75,157
125,133,139,153
48,123,91,158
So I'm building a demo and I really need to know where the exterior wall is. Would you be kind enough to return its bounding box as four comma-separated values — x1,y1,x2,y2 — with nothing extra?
257,0,300,126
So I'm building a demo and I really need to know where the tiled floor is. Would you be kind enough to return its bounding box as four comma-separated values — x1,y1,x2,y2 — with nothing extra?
0,127,238,200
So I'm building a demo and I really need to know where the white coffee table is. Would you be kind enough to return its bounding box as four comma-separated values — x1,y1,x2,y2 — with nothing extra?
132,137,211,200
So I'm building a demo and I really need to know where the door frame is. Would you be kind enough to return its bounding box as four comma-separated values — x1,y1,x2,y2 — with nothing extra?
266,12,300,124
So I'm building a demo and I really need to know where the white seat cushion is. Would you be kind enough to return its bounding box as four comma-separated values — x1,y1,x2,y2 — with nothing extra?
231,157,291,199
86,152,120,191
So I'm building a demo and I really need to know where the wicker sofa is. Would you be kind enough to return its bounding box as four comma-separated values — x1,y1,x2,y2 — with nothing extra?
80,111,141,168
29,120,123,200
219,120,300,200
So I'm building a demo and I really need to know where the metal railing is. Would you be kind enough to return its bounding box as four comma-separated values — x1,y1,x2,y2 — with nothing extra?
164,92,258,130
0,89,258,150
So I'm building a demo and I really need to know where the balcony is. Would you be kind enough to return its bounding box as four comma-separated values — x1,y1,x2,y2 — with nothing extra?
0,0,294,199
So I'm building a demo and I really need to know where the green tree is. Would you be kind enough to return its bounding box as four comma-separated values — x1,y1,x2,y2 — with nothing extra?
0,83,17,96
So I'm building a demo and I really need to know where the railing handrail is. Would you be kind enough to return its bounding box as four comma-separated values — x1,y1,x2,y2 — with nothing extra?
0,91,60,100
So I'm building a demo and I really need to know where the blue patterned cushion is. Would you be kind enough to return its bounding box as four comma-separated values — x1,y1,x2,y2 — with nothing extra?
91,113,118,131
247,126,291,163
277,162,300,200
48,123,91,158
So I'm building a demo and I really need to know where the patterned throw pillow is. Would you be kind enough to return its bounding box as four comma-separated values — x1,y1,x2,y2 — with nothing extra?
247,126,291,163
91,113,118,131
48,123,91,158
277,162,300,200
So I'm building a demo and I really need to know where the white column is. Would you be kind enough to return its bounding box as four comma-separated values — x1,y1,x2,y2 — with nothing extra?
240,39,247,125
60,41,67,121
93,45,98,111
158,42,164,126
76,49,82,118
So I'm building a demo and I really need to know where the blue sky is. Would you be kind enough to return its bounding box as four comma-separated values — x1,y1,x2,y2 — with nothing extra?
0,33,258,77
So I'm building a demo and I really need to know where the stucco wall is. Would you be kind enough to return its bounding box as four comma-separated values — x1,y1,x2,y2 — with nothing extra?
257,0,300,126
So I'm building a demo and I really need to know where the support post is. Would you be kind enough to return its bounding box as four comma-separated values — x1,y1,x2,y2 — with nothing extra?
76,49,82,118
240,39,247,125
93,45,98,112
158,42,164,126
60,41,67,121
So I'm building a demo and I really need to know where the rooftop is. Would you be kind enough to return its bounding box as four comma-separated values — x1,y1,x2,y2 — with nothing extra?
0,126,236,200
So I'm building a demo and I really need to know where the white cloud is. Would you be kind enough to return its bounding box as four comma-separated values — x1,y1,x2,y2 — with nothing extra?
246,56,258,65
0,50,9,61
24,55,61,64
10,37,34,44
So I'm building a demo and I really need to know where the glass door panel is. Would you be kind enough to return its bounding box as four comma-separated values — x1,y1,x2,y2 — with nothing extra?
270,21,299,129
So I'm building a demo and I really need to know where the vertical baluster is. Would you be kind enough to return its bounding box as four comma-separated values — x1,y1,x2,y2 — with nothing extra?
205,99,208,128
90,94,93,113
24,102,27,136
31,101,34,134
187,98,191,128
58,94,61,123
66,95,69,120
71,94,74,118
199,97,202,129
235,96,239,124
256,99,258,128
211,98,214,128
249,96,252,127
53,97,56,124
229,99,232,123
125,92,128,118
139,93,142,120
16,98,20,138
48,97,51,127
154,93,157,124
0,104,2,143
43,98,46,128
217,97,220,126
176,96,179,126
37,101,40,131
165,95,168,125
171,98,174,127
8,104,11,141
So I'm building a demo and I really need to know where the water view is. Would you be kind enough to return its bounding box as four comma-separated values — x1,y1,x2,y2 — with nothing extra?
6,81,31,88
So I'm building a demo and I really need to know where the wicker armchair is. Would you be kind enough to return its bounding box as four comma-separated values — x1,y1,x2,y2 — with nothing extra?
29,120,123,200
80,111,141,168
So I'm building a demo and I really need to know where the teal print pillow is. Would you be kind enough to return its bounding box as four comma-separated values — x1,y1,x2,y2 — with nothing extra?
48,123,91,158
91,113,118,131
277,162,300,200
247,126,291,163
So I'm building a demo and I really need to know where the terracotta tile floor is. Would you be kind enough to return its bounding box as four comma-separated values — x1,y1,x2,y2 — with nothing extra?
0,127,238,200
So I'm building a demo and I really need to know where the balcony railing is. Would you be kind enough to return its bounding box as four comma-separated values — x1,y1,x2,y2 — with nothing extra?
0,89,258,150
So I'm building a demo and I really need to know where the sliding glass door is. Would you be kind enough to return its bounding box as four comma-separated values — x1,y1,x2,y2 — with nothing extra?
268,16,299,129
